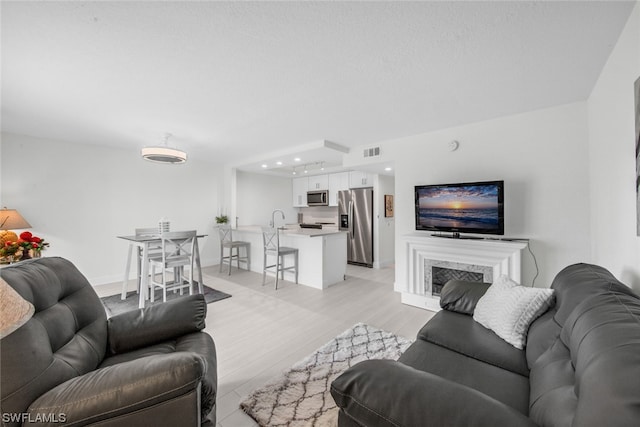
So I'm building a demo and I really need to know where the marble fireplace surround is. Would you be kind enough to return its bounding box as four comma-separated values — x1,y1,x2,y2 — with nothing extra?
400,233,528,311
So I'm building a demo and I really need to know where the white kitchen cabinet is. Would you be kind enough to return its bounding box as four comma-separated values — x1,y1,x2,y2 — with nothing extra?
307,174,329,190
329,172,350,206
349,171,375,188
292,177,309,207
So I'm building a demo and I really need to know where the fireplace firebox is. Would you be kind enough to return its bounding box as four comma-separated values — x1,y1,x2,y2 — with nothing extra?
424,260,492,297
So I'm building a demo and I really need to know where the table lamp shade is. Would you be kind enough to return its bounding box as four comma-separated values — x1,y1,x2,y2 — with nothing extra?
0,277,34,338
0,209,32,230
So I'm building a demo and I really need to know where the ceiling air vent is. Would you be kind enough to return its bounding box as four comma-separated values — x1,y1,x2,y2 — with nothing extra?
363,147,380,158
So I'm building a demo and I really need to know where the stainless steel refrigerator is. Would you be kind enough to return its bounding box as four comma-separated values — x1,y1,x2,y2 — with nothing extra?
338,188,374,267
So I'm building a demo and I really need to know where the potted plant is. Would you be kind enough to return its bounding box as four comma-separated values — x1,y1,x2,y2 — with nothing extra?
215,215,229,224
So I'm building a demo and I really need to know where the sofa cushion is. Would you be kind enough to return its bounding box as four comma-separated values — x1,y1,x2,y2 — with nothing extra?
399,338,531,414
561,292,640,427
331,359,538,427
525,309,560,369
418,310,530,376
439,280,491,315
473,275,555,349
530,289,640,427
528,338,577,427
551,263,635,325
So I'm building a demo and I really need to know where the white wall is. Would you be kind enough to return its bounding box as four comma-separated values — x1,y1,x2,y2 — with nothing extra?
235,170,297,227
0,133,224,285
376,174,395,268
345,102,592,289
588,2,640,291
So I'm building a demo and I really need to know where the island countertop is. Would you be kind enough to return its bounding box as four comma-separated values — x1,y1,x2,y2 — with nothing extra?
235,225,345,238
231,225,347,289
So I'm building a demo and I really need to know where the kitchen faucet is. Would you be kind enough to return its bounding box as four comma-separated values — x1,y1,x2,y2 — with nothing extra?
270,209,285,228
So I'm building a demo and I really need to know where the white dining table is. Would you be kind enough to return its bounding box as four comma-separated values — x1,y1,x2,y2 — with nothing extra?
118,233,207,308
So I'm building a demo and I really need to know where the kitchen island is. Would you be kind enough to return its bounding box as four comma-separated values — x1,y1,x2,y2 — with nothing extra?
233,226,347,289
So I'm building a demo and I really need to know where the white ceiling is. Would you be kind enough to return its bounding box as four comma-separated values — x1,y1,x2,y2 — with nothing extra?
1,1,635,174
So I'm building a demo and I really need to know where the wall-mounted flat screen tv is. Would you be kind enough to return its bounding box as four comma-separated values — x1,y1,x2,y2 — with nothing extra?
415,180,504,235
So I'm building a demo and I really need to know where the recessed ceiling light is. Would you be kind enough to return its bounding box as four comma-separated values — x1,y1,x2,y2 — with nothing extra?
276,161,283,166
261,164,268,168
384,167,392,171
294,157,301,162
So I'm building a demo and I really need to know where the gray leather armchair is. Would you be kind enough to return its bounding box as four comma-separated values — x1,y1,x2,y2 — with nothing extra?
1,257,217,426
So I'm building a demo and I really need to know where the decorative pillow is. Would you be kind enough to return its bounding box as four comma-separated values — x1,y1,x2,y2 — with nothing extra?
473,275,555,349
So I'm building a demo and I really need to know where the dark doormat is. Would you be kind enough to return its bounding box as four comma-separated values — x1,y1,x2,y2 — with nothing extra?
101,285,231,317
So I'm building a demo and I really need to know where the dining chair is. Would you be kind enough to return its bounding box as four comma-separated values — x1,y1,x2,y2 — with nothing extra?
218,225,251,275
135,227,163,280
120,227,162,299
261,227,298,289
148,230,199,303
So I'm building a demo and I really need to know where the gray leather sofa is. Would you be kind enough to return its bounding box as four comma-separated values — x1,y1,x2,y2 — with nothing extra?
1,257,217,426
331,263,640,427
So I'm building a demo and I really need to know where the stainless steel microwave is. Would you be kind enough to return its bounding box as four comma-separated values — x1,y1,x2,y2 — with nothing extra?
307,190,329,206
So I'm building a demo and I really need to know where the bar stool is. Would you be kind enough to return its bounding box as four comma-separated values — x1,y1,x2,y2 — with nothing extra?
218,224,251,275
262,227,298,289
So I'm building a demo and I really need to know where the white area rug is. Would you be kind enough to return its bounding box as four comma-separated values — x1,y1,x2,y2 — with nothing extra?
240,323,412,427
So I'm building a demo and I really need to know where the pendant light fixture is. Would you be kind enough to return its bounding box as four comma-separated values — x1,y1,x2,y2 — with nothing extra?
141,133,187,164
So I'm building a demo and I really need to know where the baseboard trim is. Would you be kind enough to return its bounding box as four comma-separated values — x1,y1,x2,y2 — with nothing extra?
400,292,440,312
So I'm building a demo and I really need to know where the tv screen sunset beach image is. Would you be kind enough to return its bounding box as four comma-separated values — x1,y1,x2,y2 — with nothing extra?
416,184,502,231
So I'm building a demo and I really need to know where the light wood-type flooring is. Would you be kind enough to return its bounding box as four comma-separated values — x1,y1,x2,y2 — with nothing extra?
96,264,435,426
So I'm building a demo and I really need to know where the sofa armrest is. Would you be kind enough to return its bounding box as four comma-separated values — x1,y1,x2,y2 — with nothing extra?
331,360,537,427
107,294,206,354
27,352,206,426
439,280,491,314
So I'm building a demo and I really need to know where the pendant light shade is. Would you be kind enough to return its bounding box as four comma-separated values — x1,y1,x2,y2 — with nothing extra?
141,146,187,164
141,133,187,164
0,208,32,230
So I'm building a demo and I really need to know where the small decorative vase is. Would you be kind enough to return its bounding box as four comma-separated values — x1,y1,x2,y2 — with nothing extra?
20,249,32,260
33,250,41,259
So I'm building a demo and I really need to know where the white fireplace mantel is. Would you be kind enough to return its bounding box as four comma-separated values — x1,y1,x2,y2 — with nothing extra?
399,233,528,311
